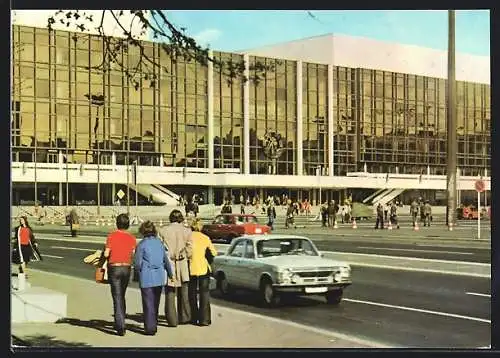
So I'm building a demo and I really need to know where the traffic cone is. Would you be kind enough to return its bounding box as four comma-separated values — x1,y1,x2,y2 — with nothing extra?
333,220,338,229
413,222,419,231
159,219,163,227
95,219,100,226
448,223,453,231
387,221,393,230
352,219,357,229
51,217,55,225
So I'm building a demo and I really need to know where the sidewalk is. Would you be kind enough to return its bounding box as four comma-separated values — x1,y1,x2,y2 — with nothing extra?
11,269,384,348
30,222,491,244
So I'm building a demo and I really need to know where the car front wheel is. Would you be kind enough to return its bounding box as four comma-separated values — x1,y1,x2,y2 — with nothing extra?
260,279,280,307
325,289,343,305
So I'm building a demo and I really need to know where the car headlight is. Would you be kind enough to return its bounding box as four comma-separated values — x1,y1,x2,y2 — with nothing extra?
339,266,351,277
291,274,300,283
277,269,293,284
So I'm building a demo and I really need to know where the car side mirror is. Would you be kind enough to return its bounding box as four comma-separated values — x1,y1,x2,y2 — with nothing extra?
318,251,325,258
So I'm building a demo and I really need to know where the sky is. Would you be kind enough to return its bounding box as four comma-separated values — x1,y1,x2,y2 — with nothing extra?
162,10,490,56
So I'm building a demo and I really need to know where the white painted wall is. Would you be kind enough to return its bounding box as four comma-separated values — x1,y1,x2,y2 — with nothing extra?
11,10,149,40
242,34,490,84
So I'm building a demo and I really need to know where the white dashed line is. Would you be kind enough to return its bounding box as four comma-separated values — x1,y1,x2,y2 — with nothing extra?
465,292,491,298
344,298,490,324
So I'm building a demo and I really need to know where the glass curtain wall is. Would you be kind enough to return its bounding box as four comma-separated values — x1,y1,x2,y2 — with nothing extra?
249,56,296,175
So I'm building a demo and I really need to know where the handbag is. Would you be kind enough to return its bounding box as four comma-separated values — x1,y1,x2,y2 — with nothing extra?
95,260,108,283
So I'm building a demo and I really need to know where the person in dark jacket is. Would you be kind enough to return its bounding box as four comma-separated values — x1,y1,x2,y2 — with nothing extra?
374,203,384,229
320,202,328,227
135,221,174,335
410,199,419,227
327,200,337,228
267,203,277,230
285,202,295,229
389,202,400,229
69,208,79,237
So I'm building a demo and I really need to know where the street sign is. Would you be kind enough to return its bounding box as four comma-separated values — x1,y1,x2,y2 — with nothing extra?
475,180,485,193
116,190,125,200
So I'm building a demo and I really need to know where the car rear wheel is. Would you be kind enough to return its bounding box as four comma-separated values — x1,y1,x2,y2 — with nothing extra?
260,279,280,307
325,289,343,305
216,273,231,296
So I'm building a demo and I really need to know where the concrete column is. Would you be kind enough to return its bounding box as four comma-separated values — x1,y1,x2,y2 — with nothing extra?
243,54,250,174
112,152,116,166
327,64,334,176
208,50,214,174
160,154,164,167
208,186,214,205
58,150,64,167
58,182,63,206
112,183,116,202
296,60,303,176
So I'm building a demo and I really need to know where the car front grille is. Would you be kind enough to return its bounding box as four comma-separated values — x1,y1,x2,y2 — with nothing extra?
296,270,335,278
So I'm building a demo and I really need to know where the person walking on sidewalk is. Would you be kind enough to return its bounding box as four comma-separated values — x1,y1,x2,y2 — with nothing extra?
159,209,193,327
103,214,137,336
69,208,80,237
327,200,337,228
187,218,217,326
285,201,296,229
320,202,328,227
389,202,400,229
267,203,277,230
374,203,384,229
410,199,419,227
134,221,174,336
423,201,432,227
13,216,41,277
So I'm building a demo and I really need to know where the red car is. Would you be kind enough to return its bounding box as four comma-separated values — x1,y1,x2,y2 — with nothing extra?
202,214,271,243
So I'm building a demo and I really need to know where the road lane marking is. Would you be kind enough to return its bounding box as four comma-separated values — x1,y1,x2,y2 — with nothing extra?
42,254,64,259
38,238,491,278
465,292,491,298
344,298,490,324
25,268,391,348
50,246,96,252
357,247,473,255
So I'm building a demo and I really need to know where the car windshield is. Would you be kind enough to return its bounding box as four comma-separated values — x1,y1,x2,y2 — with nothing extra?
235,215,258,224
256,238,318,257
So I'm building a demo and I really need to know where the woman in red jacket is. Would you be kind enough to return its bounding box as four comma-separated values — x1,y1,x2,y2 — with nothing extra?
14,216,41,276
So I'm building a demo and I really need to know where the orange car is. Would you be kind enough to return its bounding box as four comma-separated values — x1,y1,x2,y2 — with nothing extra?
202,214,271,243
460,206,489,220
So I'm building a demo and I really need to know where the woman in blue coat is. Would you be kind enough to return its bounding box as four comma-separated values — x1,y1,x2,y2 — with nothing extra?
134,221,174,335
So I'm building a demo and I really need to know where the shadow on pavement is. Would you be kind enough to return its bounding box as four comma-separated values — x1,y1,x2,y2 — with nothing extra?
55,317,144,336
125,313,179,328
12,334,90,347
211,290,325,309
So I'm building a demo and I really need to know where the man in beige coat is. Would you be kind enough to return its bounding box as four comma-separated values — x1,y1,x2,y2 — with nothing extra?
158,209,193,326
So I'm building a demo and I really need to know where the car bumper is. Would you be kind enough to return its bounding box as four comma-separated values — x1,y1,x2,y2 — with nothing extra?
273,282,352,294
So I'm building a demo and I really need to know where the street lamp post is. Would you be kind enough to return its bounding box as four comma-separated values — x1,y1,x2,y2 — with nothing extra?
446,10,457,228
85,94,105,217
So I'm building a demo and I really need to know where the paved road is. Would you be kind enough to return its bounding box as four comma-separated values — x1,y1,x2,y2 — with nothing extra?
29,225,491,263
29,238,491,348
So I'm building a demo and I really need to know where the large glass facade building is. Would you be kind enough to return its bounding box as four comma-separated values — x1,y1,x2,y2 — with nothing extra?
11,24,490,205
